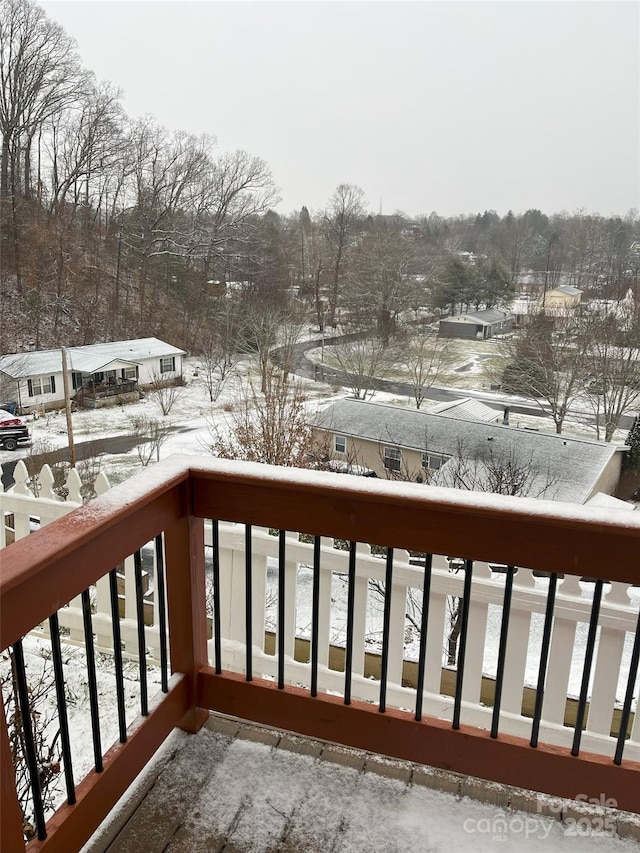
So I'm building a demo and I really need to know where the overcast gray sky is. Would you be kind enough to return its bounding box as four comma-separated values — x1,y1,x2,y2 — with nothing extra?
41,0,639,219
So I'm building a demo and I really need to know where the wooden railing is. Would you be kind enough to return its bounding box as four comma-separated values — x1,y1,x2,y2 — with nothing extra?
1,456,640,851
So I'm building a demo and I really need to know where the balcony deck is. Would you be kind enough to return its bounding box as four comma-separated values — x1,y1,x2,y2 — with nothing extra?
2,456,640,852
85,714,640,853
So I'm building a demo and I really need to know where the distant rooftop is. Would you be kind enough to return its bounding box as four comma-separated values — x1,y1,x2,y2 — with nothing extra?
442,308,510,324
430,397,501,423
549,285,582,296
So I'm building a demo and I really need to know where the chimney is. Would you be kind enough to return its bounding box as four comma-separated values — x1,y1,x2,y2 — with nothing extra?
503,406,510,426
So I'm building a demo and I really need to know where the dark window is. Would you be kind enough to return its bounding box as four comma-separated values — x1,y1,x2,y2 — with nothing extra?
383,447,402,472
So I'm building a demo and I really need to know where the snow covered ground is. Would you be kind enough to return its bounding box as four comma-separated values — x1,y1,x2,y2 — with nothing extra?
1,328,632,489
2,333,638,842
0,634,160,824
266,562,640,705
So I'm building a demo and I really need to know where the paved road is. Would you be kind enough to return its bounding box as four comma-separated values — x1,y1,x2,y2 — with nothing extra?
278,336,637,432
1,424,205,491
1,434,144,491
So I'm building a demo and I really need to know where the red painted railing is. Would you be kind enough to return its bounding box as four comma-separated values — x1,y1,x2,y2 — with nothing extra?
1,457,639,852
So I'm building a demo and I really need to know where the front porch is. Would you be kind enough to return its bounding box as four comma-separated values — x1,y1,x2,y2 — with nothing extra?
1,457,639,851
73,378,139,409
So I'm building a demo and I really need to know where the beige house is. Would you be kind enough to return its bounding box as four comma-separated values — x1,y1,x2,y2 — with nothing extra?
539,284,582,310
311,398,626,504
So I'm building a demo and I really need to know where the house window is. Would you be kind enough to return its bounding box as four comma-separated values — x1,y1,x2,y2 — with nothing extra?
122,367,137,380
334,434,347,454
160,356,176,374
27,375,56,397
383,446,402,472
422,453,449,471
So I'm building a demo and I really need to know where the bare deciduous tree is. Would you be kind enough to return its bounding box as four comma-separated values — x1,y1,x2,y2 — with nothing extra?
431,437,559,499
239,302,305,395
1,649,62,840
209,373,324,468
324,183,366,327
582,306,640,441
323,324,389,400
130,414,171,466
502,312,589,434
401,325,454,409
196,302,241,402
147,370,182,416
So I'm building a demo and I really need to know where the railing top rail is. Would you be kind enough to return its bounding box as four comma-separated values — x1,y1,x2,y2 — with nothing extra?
0,462,189,649
187,457,640,580
2,455,639,650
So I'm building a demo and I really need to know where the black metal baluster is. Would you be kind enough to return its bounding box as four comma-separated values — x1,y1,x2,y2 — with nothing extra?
245,524,253,682
154,534,169,693
452,560,473,730
108,569,127,743
344,541,357,705
212,520,222,675
491,566,515,738
12,639,47,840
379,548,394,713
310,536,321,697
133,550,148,716
530,573,558,747
415,554,433,721
48,613,76,803
278,530,286,689
614,605,640,765
81,588,103,772
571,578,604,756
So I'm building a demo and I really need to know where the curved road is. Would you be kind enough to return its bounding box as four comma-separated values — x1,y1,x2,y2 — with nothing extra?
3,337,634,490
277,335,637,432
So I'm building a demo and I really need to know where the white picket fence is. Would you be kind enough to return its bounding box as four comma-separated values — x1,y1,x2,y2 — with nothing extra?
2,461,639,762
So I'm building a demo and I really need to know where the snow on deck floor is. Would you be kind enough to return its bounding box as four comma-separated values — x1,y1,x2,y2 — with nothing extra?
84,716,639,853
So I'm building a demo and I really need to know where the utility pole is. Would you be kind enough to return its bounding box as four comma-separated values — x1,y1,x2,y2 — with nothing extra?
61,347,76,467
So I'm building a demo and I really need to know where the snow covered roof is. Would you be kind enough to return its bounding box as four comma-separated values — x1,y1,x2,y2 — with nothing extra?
311,398,621,504
0,338,186,378
549,285,582,296
441,308,511,325
586,492,636,511
429,397,501,423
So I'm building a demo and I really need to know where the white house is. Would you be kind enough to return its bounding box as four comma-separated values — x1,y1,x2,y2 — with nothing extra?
0,338,186,413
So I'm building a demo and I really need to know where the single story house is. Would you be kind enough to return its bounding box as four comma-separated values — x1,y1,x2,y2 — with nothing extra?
0,338,185,413
438,308,512,340
540,285,582,310
311,398,626,505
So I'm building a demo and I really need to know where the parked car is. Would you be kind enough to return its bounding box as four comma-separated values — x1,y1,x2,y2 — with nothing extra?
0,409,31,451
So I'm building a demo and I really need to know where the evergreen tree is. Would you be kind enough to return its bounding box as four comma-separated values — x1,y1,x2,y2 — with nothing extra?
624,417,640,470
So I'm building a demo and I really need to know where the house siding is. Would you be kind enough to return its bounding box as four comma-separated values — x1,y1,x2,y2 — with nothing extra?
1,340,185,413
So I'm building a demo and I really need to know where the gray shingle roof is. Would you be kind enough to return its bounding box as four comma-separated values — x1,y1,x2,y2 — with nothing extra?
462,308,511,323
312,398,621,504
440,308,511,325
